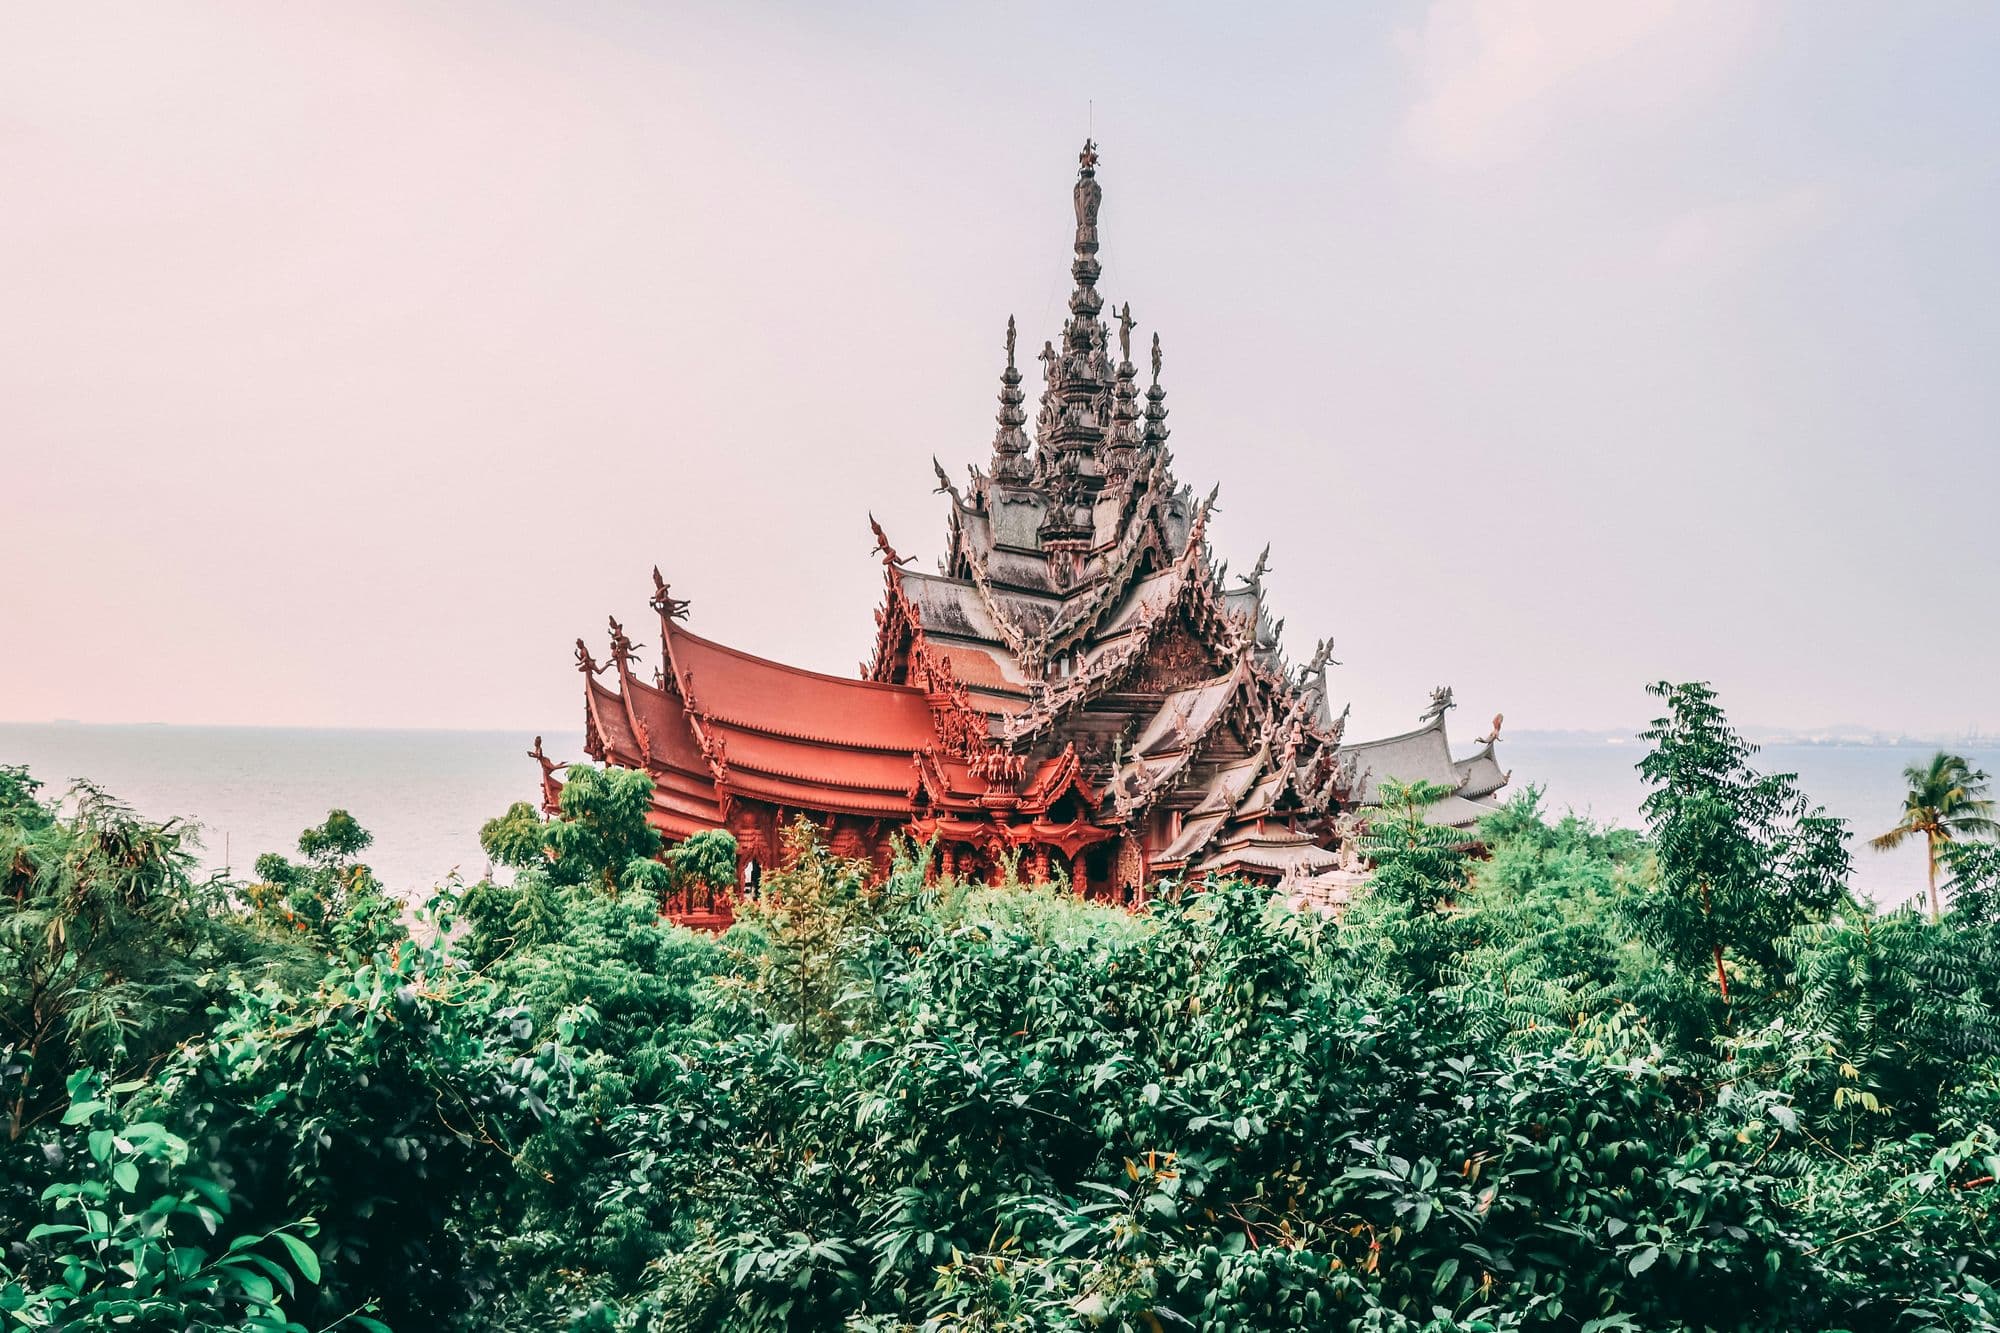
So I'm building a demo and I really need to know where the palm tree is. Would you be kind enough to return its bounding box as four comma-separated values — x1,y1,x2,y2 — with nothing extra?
1871,752,1999,921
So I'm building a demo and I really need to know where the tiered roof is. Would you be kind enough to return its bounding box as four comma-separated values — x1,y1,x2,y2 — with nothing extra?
858,141,1362,881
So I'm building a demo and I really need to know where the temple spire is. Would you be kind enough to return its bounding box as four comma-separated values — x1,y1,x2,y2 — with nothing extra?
1069,139,1104,330
1142,331,1170,453
1103,300,1141,479
1037,142,1114,554
989,314,1032,484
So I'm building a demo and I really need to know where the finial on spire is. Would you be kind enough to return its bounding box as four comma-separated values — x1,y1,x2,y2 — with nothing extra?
1079,137,1098,173
1113,301,1135,364
1143,332,1170,452
989,316,1032,482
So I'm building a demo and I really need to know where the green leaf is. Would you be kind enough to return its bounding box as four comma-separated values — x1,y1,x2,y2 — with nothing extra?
111,1161,138,1194
273,1230,323,1285
1628,1245,1660,1275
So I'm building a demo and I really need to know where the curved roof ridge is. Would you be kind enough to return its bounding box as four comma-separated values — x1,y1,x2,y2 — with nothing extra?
669,621,927,697
1340,710,1448,752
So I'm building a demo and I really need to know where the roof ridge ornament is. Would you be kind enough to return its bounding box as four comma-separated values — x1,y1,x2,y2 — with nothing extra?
650,567,691,622
1143,332,1170,452
989,315,1032,483
1103,301,1142,479
869,513,914,568
1421,685,1456,723
607,615,638,668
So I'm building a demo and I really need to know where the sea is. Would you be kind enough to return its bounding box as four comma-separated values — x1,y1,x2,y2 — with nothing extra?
3,724,1996,911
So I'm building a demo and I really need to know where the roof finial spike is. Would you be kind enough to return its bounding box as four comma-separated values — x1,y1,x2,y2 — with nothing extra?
650,568,690,621
989,317,1032,482
869,513,913,568
1143,332,1170,452
1103,302,1142,479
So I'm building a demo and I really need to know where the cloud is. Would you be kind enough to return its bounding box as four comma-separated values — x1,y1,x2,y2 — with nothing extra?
1397,0,1760,167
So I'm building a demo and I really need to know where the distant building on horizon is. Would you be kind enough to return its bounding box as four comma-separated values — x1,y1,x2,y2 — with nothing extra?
548,143,1507,927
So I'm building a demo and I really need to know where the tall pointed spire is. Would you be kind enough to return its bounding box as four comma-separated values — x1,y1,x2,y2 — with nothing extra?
1037,141,1115,554
989,314,1033,484
1069,139,1105,332
1142,331,1170,453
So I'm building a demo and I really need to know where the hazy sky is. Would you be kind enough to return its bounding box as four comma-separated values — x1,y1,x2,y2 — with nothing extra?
4,2,1997,739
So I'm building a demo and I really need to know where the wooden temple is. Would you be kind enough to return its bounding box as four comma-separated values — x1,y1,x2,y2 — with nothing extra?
553,142,1508,925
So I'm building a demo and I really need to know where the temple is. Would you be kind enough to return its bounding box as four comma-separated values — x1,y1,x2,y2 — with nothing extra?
552,142,1508,925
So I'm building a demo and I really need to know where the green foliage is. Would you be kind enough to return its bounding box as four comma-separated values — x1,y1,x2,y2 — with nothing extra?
1872,751,2000,921
1632,681,1850,1013
247,809,403,962
11,682,2000,1331
1359,778,1477,992
0,1071,345,1332
0,768,274,1144
478,767,674,897
666,829,738,900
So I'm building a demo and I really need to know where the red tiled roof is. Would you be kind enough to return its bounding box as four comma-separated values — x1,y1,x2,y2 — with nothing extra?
664,623,938,751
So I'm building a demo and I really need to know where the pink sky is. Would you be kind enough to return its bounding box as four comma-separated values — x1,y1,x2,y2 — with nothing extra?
4,2,1996,739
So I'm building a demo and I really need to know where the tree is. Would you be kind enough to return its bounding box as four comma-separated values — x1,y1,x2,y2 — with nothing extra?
478,765,664,896
1870,751,1999,922
1634,682,1850,1011
248,809,402,962
665,828,738,909
1357,778,1476,992
0,769,268,1144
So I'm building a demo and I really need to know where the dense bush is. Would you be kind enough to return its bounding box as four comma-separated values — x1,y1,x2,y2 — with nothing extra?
5,685,2000,1331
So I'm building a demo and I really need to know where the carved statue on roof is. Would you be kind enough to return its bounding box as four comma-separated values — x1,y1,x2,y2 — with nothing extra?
1150,331,1162,384
931,456,963,508
1239,544,1271,593
607,615,636,667
529,735,566,815
1113,301,1135,364
1478,712,1505,746
574,638,603,676
650,567,690,621
1421,685,1456,723
1074,143,1101,225
869,514,913,567
1005,314,1017,368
